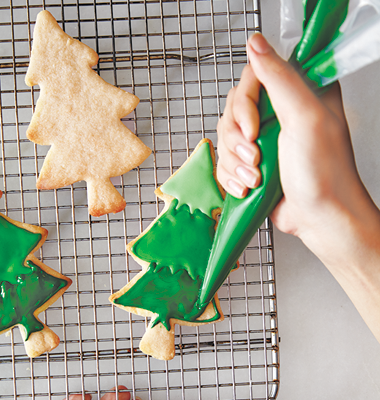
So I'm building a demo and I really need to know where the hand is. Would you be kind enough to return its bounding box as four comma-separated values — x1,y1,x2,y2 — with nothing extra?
217,33,380,342
67,386,136,400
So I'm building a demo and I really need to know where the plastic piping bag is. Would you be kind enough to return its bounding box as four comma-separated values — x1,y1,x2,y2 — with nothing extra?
195,0,380,313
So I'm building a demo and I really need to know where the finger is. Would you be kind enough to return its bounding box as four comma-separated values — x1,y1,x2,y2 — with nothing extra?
100,386,131,400
68,395,91,400
223,86,237,120
217,116,261,166
246,33,322,130
217,132,261,189
217,146,261,190
232,64,261,141
217,162,248,199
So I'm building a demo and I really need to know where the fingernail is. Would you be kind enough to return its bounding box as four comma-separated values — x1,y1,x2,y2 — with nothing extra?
236,144,254,165
236,166,257,188
227,179,245,198
248,32,270,55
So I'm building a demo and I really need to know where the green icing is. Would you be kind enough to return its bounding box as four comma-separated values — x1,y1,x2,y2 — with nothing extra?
290,0,349,65
132,199,216,281
304,0,319,27
114,263,220,330
305,48,338,86
0,215,42,284
160,141,224,218
299,0,350,87
0,260,67,340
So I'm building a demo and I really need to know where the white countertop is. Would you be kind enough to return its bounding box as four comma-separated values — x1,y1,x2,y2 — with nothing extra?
262,1,380,398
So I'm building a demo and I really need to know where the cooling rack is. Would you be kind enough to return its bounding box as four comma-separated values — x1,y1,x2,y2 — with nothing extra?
0,1,279,399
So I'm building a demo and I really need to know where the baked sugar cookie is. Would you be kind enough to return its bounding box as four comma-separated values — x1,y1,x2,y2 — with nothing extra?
0,213,71,357
110,139,237,360
25,11,151,217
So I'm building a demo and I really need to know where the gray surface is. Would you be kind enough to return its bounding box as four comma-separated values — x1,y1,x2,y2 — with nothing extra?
262,1,380,399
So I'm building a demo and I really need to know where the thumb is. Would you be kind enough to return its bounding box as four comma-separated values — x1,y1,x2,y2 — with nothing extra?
246,33,321,129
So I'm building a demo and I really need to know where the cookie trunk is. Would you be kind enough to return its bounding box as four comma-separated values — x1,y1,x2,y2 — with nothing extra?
87,178,126,217
139,321,176,360
23,325,60,358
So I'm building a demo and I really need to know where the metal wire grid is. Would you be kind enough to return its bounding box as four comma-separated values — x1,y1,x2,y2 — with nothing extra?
0,1,279,399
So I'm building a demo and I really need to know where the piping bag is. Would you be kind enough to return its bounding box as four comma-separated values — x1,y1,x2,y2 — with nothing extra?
194,0,380,315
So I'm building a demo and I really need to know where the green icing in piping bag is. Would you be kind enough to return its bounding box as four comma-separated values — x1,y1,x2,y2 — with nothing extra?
291,0,348,65
196,0,350,313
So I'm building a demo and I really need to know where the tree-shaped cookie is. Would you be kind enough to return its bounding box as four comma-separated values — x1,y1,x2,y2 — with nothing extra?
25,11,151,217
110,139,236,360
0,213,71,357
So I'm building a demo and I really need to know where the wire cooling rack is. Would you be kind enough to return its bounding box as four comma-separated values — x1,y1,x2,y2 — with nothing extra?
0,1,279,399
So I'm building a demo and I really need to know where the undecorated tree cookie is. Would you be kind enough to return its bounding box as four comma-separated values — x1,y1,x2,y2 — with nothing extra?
25,11,151,217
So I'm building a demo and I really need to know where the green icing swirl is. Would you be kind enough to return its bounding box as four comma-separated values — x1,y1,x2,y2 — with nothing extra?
0,260,67,340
